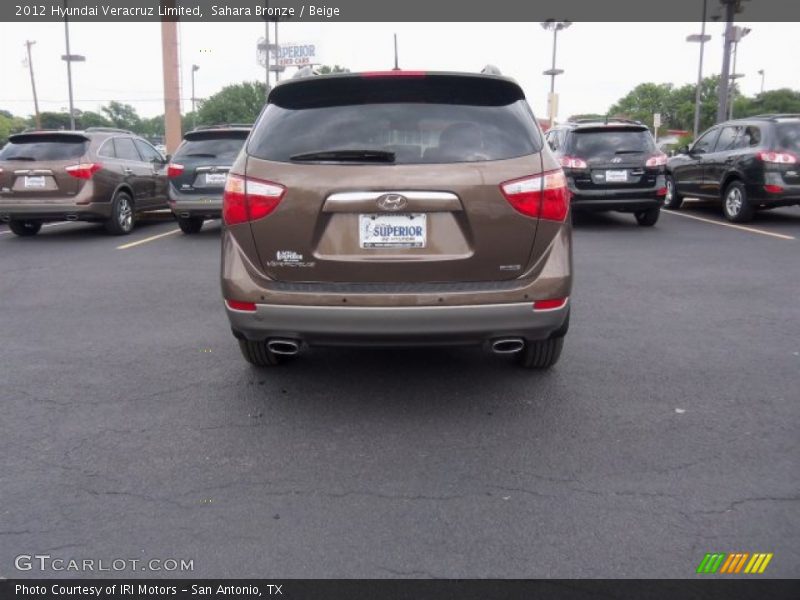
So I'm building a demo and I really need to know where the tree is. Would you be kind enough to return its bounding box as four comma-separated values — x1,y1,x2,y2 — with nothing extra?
0,113,28,144
100,101,142,131
76,110,111,129
38,112,72,130
743,88,800,115
317,64,349,74
196,82,266,126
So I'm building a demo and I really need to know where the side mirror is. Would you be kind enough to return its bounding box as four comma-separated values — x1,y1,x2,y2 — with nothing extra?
164,154,172,163
679,145,690,155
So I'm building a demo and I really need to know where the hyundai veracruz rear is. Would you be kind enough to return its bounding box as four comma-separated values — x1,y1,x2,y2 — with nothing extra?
221,71,572,369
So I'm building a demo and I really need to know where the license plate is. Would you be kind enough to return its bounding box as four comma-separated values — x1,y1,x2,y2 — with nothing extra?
204,173,227,186
24,176,46,189
359,213,426,249
605,170,628,183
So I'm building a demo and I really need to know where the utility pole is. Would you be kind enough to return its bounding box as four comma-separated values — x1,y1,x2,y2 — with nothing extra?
160,0,182,154
274,20,281,82
393,33,399,70
686,0,709,138
191,64,199,129
25,40,41,129
63,4,76,130
758,69,765,94
263,1,271,93
716,0,737,123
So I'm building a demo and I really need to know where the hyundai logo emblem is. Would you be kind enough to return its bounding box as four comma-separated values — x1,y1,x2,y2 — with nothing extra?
376,193,408,211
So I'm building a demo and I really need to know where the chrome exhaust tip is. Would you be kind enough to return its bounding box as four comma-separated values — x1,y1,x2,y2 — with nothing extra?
267,339,301,356
491,338,525,354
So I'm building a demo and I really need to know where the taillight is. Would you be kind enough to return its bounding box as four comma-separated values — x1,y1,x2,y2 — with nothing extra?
65,163,101,179
167,163,185,178
225,299,257,312
222,173,286,225
656,187,668,196
500,170,570,222
533,298,569,311
764,184,784,194
757,151,797,164
646,154,668,167
559,156,588,169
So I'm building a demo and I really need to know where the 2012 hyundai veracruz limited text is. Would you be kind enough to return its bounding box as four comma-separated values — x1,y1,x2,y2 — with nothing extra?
221,70,572,369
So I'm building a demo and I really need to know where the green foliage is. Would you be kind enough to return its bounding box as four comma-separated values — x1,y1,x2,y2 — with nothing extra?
100,101,142,131
0,113,28,144
196,81,266,127
317,64,349,74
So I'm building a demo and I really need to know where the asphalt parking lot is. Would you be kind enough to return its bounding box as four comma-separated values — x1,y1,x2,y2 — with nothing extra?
1,203,798,578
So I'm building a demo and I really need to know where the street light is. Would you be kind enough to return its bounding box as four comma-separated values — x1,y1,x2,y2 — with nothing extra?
61,1,85,130
191,64,199,128
540,19,571,127
757,69,765,94
728,25,751,119
24,40,41,129
686,0,711,138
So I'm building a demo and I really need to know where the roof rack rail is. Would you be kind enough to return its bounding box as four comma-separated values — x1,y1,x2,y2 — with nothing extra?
481,64,503,76
19,128,68,133
190,123,252,131
747,113,800,120
569,117,644,126
84,126,134,134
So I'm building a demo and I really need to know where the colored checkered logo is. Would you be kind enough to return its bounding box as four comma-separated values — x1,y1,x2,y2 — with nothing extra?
696,552,773,574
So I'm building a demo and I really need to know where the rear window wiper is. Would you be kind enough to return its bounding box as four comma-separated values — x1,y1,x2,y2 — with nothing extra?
184,152,217,158
290,149,396,163
5,156,38,161
615,149,645,154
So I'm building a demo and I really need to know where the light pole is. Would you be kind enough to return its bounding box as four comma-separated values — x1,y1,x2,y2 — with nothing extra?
757,69,765,94
686,0,710,138
728,26,750,120
540,20,571,127
24,40,41,129
191,64,199,128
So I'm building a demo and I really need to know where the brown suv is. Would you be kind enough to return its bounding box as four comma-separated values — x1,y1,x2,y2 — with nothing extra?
221,71,572,369
0,127,169,236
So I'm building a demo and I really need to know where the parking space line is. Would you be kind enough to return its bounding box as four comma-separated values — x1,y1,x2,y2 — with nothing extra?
662,210,796,241
116,228,181,250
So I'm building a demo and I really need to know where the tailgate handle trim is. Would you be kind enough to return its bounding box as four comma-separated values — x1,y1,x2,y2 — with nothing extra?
323,191,461,213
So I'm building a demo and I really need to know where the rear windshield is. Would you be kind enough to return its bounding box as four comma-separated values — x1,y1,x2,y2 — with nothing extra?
775,122,800,153
248,101,540,164
0,135,87,161
569,128,656,159
173,133,248,162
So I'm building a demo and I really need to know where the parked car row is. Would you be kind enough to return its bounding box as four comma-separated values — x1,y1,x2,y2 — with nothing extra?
2,69,798,371
0,124,250,236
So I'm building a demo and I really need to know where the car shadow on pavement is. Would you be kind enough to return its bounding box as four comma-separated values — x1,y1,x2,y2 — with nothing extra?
678,199,800,229
570,211,641,229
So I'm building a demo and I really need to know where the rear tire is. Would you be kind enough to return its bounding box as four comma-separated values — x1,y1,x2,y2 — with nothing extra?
8,220,42,237
105,191,135,235
722,180,754,223
238,339,287,367
177,216,204,234
634,206,660,227
518,336,564,369
663,174,684,209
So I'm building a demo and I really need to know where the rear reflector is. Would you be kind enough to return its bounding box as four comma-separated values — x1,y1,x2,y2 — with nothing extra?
764,184,784,194
559,156,588,169
65,163,101,179
646,154,668,167
757,151,797,164
225,299,257,312
167,163,185,178
222,174,286,225
500,169,570,222
361,70,426,78
533,298,568,311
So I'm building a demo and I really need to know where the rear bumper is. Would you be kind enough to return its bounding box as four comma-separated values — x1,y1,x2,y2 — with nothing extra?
571,197,662,212
226,300,569,346
0,201,111,221
168,189,222,218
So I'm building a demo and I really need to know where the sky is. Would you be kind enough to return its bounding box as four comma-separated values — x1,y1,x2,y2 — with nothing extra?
0,21,797,122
